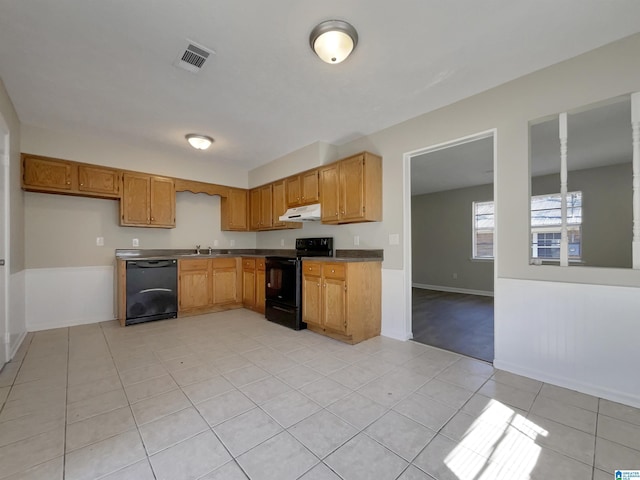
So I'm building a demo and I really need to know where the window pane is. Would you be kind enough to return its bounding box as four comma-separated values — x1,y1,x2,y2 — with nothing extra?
475,230,493,258
473,201,494,258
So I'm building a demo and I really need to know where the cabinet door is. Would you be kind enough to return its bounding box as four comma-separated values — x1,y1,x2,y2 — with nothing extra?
255,266,266,313
319,165,340,223
221,188,248,231
302,273,322,327
212,267,238,304
121,173,150,225
179,269,211,309
23,155,73,191
339,155,365,222
272,180,287,227
323,277,347,334
301,170,319,204
285,175,301,207
150,176,175,227
242,259,256,307
249,188,261,230
78,165,120,197
259,184,273,229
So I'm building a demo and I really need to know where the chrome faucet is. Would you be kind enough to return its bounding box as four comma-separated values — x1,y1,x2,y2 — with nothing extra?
208,246,213,255
195,245,201,254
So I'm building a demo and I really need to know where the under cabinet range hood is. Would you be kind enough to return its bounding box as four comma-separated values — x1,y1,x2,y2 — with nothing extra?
279,203,321,222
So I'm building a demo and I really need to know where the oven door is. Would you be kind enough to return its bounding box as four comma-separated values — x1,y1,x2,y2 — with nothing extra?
265,257,300,308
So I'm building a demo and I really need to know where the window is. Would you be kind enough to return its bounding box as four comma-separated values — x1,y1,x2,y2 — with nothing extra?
472,200,494,259
530,191,582,260
472,191,582,260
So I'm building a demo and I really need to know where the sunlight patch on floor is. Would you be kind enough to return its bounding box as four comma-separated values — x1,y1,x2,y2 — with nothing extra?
445,399,548,479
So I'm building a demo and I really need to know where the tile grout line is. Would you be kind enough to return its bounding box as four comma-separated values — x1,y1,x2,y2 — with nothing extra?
99,321,159,480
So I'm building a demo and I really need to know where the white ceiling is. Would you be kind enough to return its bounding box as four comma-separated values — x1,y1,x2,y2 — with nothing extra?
1,1,640,171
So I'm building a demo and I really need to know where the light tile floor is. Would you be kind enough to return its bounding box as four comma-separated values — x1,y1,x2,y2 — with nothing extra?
0,309,639,479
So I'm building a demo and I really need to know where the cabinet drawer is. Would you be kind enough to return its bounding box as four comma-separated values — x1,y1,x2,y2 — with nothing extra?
256,258,265,270
323,263,346,279
179,259,209,271
212,257,237,269
303,262,322,276
242,258,256,270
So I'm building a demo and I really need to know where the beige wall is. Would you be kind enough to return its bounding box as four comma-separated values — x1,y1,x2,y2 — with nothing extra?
319,32,640,287
412,184,494,292
24,191,256,269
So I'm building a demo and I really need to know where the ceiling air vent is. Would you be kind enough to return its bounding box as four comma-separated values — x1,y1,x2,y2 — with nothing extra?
174,41,215,73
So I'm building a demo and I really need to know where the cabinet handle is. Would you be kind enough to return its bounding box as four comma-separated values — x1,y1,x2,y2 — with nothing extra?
317,283,320,287
151,217,155,221
80,183,84,186
323,283,326,287
66,181,71,185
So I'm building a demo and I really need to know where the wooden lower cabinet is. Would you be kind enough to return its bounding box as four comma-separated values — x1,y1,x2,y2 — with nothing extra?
302,260,381,344
178,257,241,316
242,257,266,314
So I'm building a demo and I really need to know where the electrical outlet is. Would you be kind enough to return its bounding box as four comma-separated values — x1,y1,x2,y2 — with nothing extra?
389,233,400,245
354,235,360,246
96,236,104,246
280,239,285,247
213,239,219,247
132,238,139,247
230,239,235,247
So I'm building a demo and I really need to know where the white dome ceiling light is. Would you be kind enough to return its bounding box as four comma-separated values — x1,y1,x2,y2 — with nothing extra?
309,20,358,64
185,134,214,150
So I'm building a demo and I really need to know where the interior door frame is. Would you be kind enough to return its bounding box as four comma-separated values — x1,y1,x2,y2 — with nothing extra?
402,129,498,345
0,114,9,365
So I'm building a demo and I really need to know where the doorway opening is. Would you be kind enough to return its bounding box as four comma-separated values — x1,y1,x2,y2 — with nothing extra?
406,131,496,363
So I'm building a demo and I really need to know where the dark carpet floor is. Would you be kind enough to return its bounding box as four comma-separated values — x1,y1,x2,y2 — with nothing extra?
412,288,494,363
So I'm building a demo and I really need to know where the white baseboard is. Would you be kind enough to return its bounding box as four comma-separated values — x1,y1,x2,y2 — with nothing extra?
412,282,494,297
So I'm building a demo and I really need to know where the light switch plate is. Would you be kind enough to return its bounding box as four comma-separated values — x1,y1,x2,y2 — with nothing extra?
132,238,139,247
389,233,400,245
213,239,219,247
230,239,235,247
96,236,104,246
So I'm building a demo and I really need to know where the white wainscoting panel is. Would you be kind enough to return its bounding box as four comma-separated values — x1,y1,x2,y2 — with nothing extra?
495,277,640,408
382,268,411,341
26,266,116,331
8,270,26,359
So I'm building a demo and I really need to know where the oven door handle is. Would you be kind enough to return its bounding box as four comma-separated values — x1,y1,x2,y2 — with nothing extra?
272,305,295,314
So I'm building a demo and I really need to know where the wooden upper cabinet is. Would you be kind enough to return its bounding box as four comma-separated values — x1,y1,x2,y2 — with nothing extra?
22,155,74,192
272,180,302,230
286,169,319,207
249,188,262,230
150,176,175,226
320,152,382,224
22,154,122,199
221,188,248,231
121,172,175,228
78,165,120,197
319,163,340,223
259,185,273,229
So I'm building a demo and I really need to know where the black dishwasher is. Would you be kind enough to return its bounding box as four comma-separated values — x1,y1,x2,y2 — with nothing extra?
125,259,178,325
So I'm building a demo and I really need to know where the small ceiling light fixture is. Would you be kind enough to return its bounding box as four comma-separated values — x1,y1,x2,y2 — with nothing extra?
310,19,358,64
185,134,213,150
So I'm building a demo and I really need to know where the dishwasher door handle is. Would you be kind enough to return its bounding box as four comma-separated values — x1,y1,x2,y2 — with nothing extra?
129,260,176,268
